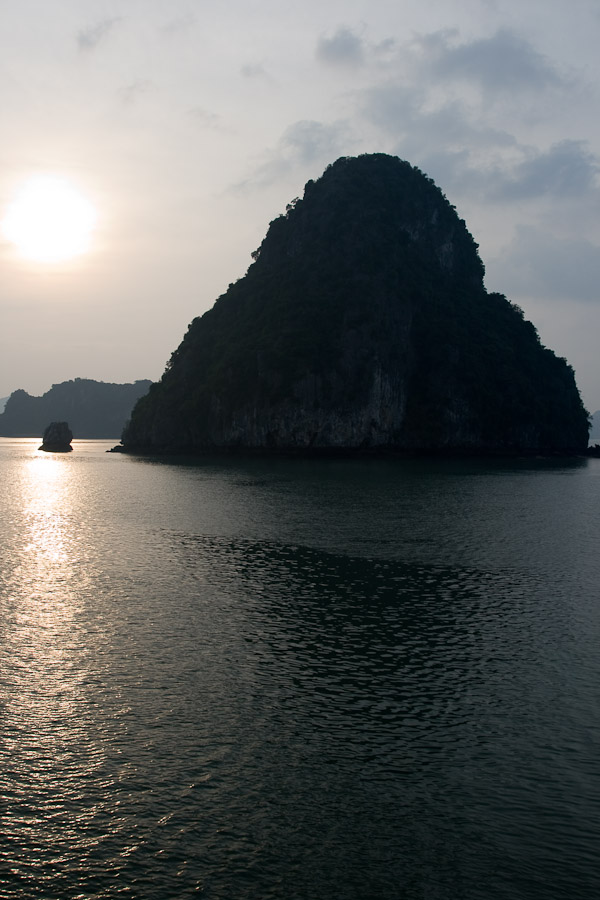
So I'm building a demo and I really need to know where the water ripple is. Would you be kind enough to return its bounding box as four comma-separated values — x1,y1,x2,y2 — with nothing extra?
1,444,599,899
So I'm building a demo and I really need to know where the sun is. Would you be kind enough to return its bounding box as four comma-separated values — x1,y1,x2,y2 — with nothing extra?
2,175,97,263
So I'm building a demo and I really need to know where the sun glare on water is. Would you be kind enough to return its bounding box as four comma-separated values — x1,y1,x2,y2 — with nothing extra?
2,175,97,263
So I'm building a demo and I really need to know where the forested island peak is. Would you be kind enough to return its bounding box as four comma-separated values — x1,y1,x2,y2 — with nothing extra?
122,153,589,455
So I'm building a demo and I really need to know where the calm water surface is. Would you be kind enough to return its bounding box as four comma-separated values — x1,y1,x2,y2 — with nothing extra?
1,438,599,899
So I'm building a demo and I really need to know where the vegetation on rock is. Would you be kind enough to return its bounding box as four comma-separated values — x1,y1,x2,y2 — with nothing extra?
123,154,589,454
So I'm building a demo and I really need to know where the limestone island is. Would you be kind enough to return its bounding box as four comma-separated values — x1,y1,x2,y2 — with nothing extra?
0,378,152,438
39,421,73,452
121,153,589,456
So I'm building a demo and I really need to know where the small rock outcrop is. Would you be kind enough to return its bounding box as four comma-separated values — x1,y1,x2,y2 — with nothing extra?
122,153,589,455
39,421,73,452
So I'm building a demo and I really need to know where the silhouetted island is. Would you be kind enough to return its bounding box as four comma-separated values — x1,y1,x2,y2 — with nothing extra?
0,378,152,438
39,421,73,452
122,154,589,455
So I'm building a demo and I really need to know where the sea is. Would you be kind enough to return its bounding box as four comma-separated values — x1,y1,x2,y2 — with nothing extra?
1,437,599,900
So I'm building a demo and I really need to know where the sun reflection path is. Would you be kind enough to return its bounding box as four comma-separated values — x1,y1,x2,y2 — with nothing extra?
1,450,113,893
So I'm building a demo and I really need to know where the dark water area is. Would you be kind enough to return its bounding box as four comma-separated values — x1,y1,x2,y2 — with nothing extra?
1,438,599,899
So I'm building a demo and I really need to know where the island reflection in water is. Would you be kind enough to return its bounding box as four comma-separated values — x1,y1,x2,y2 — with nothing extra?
1,439,599,899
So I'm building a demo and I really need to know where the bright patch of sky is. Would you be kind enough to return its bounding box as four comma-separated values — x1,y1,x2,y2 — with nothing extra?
1,0,599,410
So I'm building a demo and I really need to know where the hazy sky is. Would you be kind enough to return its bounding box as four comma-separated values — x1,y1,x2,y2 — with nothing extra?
1,0,599,410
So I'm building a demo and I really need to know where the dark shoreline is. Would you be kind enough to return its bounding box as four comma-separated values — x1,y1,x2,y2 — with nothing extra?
109,443,597,459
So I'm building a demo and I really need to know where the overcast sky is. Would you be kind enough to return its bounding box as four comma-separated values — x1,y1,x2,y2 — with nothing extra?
1,0,599,411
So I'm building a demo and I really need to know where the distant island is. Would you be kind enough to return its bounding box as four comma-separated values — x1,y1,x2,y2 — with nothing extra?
0,378,152,438
39,421,73,452
122,153,589,455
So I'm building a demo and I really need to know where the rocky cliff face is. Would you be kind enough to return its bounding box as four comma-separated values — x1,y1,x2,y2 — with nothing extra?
123,154,589,454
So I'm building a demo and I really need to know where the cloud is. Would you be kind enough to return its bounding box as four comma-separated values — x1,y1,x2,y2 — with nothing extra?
419,28,566,95
489,225,600,303
161,13,197,35
416,139,600,210
372,37,397,60
353,25,573,156
358,81,517,192
281,119,351,164
353,29,591,204
118,80,153,105
241,63,269,79
316,27,365,67
188,107,224,129
363,82,515,148
77,18,121,51
234,119,354,189
233,19,597,236
490,140,600,200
